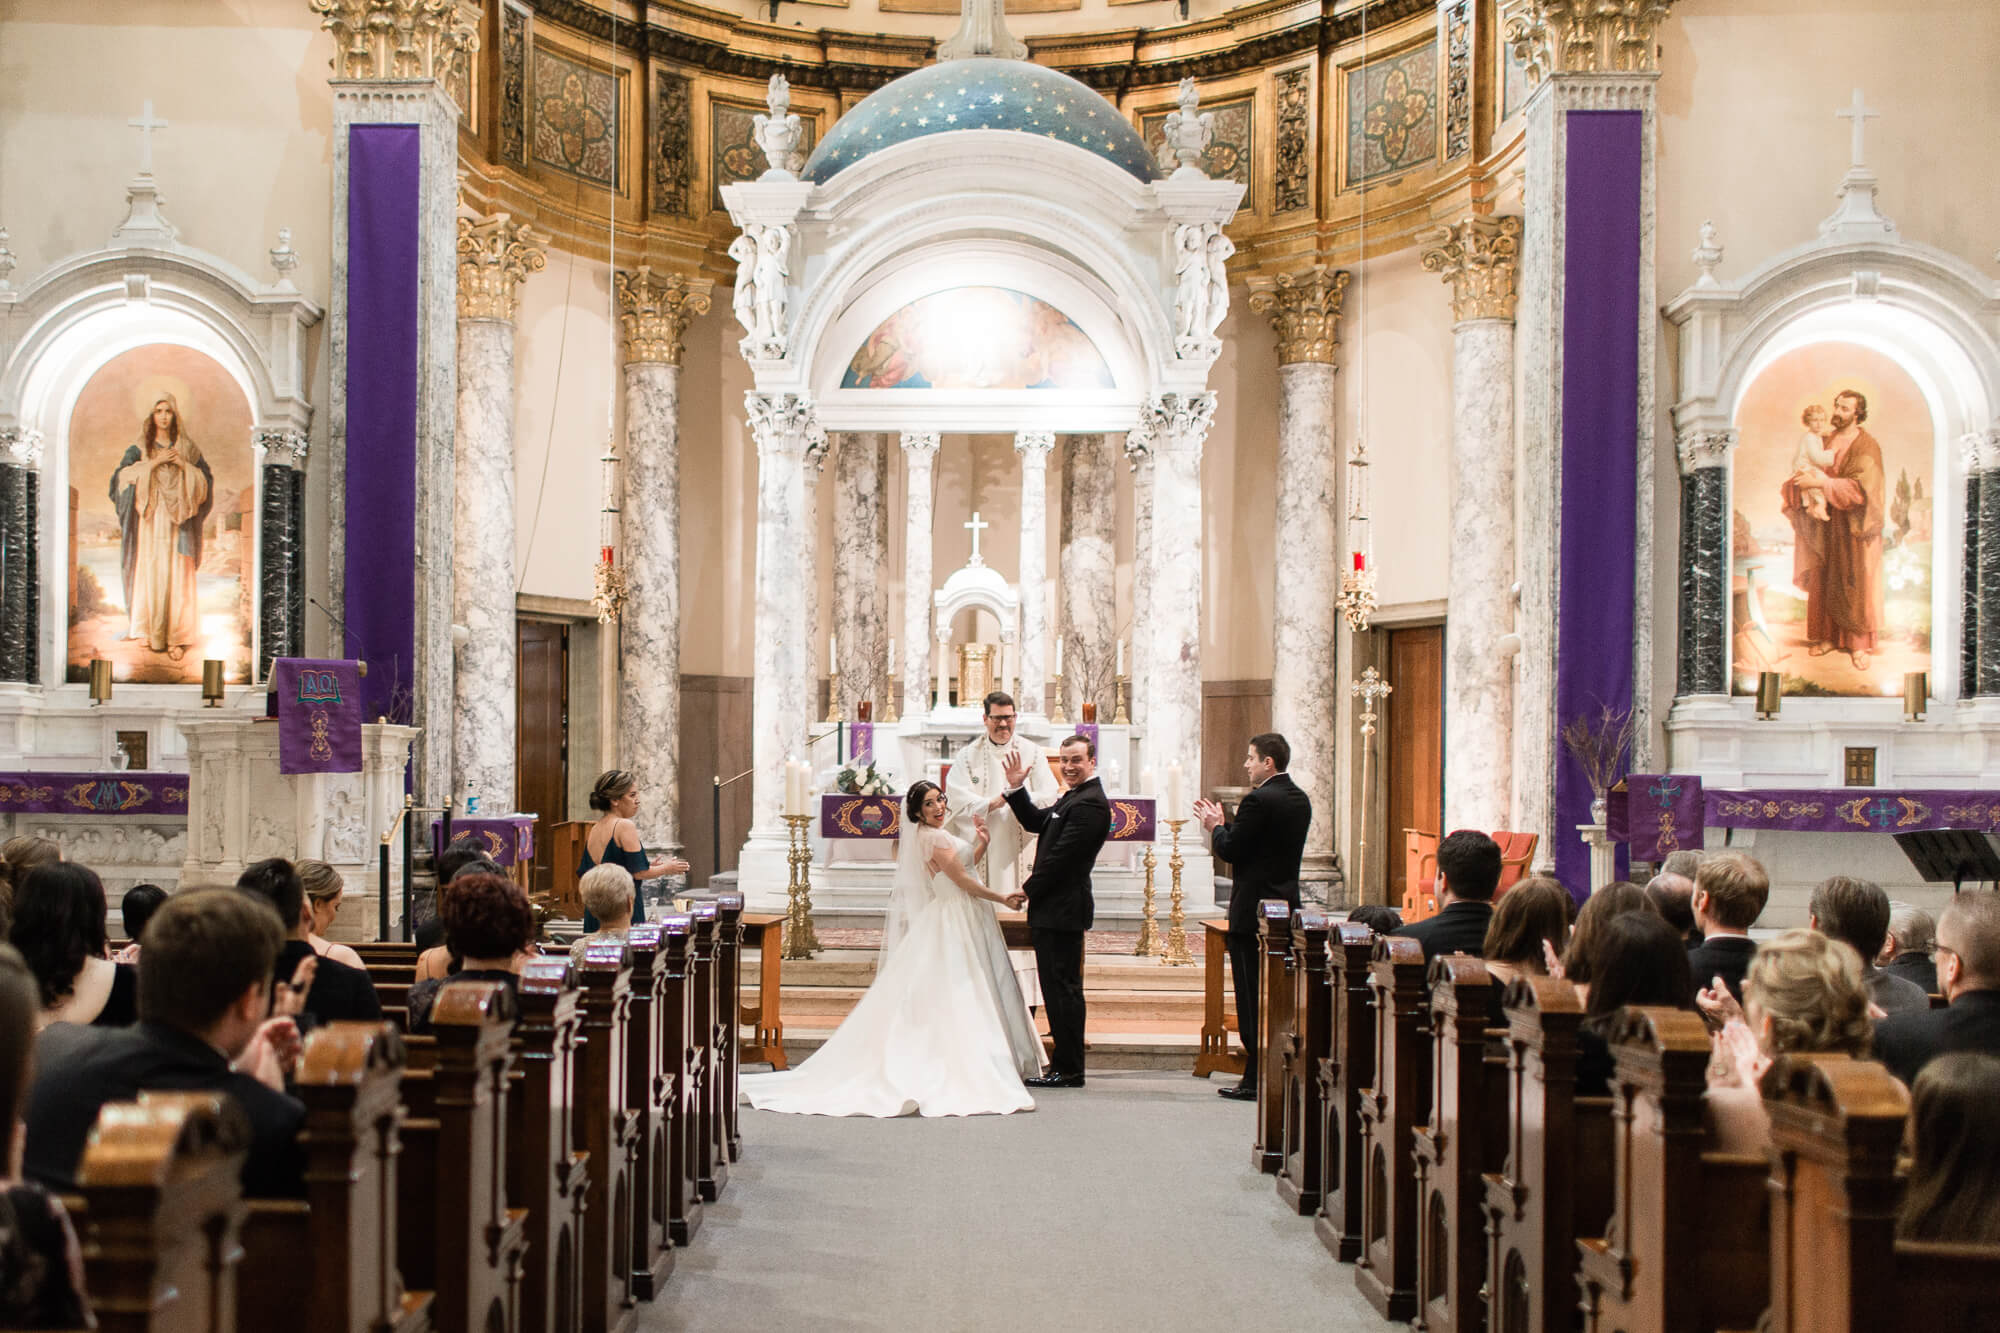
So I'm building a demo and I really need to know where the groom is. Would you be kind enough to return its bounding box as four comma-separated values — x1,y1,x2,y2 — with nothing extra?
1004,734,1112,1088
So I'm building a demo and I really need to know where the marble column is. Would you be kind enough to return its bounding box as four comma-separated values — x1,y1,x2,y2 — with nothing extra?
1419,218,1522,832
1970,429,2000,696
615,267,712,851
324,2,470,809
1014,431,1054,714
451,213,545,812
1124,427,1154,727
253,427,309,679
1673,429,1735,696
833,433,890,716
0,429,39,684
1140,393,1213,810
747,393,825,836
900,432,941,711
803,448,825,729
1060,433,1117,719
1247,267,1350,895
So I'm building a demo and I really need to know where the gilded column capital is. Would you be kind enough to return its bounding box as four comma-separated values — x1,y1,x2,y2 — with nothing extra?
456,213,546,323
1417,216,1523,323
1246,266,1352,366
311,0,477,82
1506,0,1674,84
614,267,714,366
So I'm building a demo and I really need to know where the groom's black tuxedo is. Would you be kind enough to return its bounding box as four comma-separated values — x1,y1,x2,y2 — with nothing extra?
1006,775,1112,1076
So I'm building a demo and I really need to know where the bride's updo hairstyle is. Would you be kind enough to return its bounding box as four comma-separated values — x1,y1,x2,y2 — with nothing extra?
589,770,637,813
904,781,942,830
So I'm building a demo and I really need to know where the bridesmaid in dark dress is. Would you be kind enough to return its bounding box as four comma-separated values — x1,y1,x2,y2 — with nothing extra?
579,770,690,932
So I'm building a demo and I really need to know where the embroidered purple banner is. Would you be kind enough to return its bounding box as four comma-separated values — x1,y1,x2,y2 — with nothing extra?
1706,789,2000,835
272,658,364,775
820,794,901,839
1076,723,1100,753
1612,775,1706,861
431,816,534,867
1106,796,1156,843
0,773,189,816
849,721,873,765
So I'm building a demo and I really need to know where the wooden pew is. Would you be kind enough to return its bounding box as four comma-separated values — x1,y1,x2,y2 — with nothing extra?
621,923,675,1298
514,959,589,1333
1412,956,1505,1333
1576,1006,1768,1333
74,1092,250,1333
658,914,705,1247
715,892,747,1162
690,902,727,1202
576,944,640,1333
1313,921,1377,1263
1252,900,1296,1174
1354,935,1431,1322
428,982,529,1333
1277,907,1331,1215
239,1022,432,1333
1762,1054,2000,1333
1480,976,1614,1333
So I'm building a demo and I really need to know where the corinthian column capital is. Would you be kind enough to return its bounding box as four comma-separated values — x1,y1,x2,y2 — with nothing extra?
1246,265,1352,366
312,0,478,82
1674,427,1737,474
1014,430,1055,462
1417,215,1523,323
1141,392,1217,455
614,267,714,366
456,213,547,322
746,392,825,460
899,431,940,457
1506,0,1675,84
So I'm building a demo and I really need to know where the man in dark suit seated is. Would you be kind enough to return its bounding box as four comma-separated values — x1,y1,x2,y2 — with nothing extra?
237,857,382,1030
25,888,308,1199
1195,733,1313,1102
1880,900,1939,996
1873,891,2000,1087
1810,875,1929,1015
1685,851,1769,1004
1391,830,1501,961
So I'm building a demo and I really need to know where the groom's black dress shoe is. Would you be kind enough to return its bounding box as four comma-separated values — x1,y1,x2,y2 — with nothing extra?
1217,1083,1257,1101
1025,1071,1085,1088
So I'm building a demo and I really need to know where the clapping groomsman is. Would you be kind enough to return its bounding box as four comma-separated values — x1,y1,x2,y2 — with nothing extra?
1194,734,1312,1102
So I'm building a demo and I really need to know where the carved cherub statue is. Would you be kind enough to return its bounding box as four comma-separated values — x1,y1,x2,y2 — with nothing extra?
1173,223,1210,342
1159,77,1214,177
1201,227,1235,339
750,225,791,355
753,73,804,179
729,233,758,336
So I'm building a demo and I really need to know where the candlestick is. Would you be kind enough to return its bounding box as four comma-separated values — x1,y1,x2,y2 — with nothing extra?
1112,674,1130,724
1134,838,1160,957
825,673,840,723
1047,669,1067,725
1160,819,1193,966
781,813,821,959
1350,667,1394,905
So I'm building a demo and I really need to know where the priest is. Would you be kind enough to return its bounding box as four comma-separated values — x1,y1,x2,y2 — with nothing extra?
945,690,1058,898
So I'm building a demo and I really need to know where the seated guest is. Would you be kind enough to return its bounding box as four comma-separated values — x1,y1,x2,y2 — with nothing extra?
1575,911,1696,1097
0,838,61,942
1703,929,1873,1153
1392,830,1501,961
1897,1051,2000,1243
236,858,380,1030
570,865,638,967
1808,875,1929,1015
1556,880,1657,1007
117,883,169,956
414,842,498,952
13,863,137,1029
297,860,366,970
1644,870,1699,946
0,943,91,1329
1880,901,1939,996
1872,891,2000,1087
415,856,508,982
1481,875,1570,986
1347,904,1401,935
406,873,535,1035
1660,849,1702,879
1686,851,1769,1005
24,889,306,1198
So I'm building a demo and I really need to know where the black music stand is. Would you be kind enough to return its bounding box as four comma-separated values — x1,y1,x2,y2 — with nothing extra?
1893,830,2000,892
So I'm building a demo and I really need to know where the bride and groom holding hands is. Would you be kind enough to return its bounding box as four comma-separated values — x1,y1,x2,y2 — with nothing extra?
743,693,1111,1117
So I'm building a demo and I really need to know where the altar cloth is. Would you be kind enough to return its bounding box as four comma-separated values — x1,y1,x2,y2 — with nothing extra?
0,773,189,816
432,816,535,868
1611,776,2000,860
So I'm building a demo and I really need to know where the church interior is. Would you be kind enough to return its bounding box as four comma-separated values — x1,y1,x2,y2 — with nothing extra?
0,0,1996,1328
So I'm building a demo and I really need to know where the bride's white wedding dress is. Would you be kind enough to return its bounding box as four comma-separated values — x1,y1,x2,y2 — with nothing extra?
741,826,1044,1117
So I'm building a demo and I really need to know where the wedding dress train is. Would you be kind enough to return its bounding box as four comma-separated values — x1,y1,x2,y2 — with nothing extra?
741,828,1043,1117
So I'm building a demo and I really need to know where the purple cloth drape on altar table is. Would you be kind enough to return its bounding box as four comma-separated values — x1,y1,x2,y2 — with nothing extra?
1608,776,1706,862
343,126,420,724
272,658,364,774
1553,111,1642,898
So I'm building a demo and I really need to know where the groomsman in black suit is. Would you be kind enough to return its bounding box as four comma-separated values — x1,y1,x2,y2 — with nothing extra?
1004,734,1114,1088
1195,733,1313,1102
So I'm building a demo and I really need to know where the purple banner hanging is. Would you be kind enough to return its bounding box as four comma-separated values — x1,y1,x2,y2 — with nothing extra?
272,658,364,774
1617,774,1706,862
343,125,421,724
1553,110,1643,897
1076,722,1100,754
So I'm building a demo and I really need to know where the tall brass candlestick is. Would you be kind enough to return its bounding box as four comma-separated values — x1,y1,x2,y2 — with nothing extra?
1047,670,1067,725
1133,840,1160,957
1112,675,1130,724
1160,819,1193,966
781,813,820,959
824,675,840,724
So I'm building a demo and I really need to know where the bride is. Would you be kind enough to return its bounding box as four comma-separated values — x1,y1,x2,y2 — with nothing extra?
741,779,1045,1117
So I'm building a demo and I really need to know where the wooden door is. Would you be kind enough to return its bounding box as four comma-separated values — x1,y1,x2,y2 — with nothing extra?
516,618,569,896
1382,624,1444,909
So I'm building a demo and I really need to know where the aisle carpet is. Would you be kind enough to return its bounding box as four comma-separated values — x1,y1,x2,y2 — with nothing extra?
808,927,1209,956
640,1071,1387,1332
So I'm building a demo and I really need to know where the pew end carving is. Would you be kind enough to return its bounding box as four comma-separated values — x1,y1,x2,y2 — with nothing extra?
1354,935,1430,1322
1278,908,1332,1216
1314,921,1377,1263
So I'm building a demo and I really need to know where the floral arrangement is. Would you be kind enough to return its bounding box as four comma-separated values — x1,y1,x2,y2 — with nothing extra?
1560,703,1637,801
836,762,895,797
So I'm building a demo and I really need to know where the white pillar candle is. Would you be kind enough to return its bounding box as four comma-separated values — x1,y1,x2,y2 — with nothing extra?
829,632,838,676
1116,638,1124,677
1055,634,1063,676
1165,763,1185,818
1141,766,1153,796
888,638,896,673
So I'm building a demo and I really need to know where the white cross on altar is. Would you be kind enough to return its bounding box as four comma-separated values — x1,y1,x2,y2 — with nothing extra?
128,100,168,175
963,511,989,565
1835,87,1878,170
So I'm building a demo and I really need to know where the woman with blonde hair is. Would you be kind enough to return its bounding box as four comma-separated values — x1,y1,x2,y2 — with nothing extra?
296,861,365,970
1704,928,1872,1152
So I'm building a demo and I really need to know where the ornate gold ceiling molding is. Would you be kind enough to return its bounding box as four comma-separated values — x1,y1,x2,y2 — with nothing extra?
312,0,479,81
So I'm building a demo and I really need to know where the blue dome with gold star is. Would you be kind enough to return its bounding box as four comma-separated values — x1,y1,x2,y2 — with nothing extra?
802,58,1158,184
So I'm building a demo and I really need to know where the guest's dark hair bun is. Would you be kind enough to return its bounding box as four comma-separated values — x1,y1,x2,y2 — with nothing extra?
590,770,635,812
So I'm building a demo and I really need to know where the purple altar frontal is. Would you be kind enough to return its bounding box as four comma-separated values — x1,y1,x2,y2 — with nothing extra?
818,793,1158,841
432,816,535,868
0,773,189,817
1611,775,2000,861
